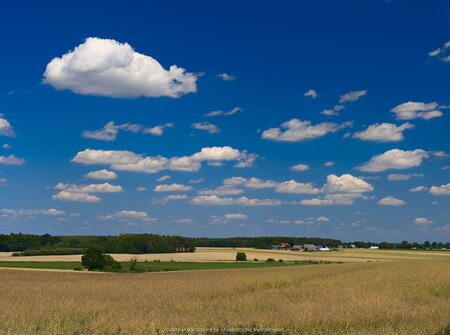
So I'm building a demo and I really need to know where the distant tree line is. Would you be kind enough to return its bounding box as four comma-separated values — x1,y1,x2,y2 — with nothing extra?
0,233,195,253
191,236,343,248
0,233,448,253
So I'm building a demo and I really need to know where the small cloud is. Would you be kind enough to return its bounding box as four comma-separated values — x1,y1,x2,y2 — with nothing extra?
290,163,309,171
339,90,368,103
84,169,118,180
205,107,243,117
156,175,171,182
191,122,220,134
303,89,319,99
0,155,25,165
377,196,406,206
414,217,434,226
136,187,146,192
216,73,236,81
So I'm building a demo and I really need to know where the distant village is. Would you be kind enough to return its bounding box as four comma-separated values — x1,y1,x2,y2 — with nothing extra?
270,242,379,252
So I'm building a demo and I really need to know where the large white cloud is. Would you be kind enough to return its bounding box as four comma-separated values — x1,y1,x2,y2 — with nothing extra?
390,102,444,120
261,119,352,142
0,155,25,165
72,146,254,173
298,174,373,205
43,37,197,98
429,183,450,195
322,174,374,193
0,118,15,137
52,191,101,203
356,149,429,172
190,195,282,206
377,196,406,206
84,169,118,180
353,123,414,142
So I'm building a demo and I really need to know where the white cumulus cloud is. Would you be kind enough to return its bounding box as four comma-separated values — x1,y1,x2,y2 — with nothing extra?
43,37,197,98
429,183,450,195
377,196,406,206
52,191,101,203
84,169,118,180
356,149,429,172
353,123,414,142
0,155,25,165
0,117,15,137
72,146,255,173
390,102,444,120
261,119,351,142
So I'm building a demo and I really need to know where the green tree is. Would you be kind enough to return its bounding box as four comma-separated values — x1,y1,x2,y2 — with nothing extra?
81,247,121,271
236,252,247,261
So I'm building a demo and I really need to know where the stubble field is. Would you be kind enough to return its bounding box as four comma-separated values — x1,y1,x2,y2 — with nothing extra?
0,256,448,335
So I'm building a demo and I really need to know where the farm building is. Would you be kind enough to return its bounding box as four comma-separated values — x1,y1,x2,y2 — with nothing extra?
370,246,379,249
270,245,284,250
290,245,304,251
302,244,317,251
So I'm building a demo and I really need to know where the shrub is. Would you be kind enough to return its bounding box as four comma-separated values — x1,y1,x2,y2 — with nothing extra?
266,258,275,263
236,252,247,261
81,247,121,271
253,258,259,261
278,259,284,262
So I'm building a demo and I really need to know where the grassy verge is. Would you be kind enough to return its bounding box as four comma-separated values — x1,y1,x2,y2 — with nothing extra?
0,260,328,272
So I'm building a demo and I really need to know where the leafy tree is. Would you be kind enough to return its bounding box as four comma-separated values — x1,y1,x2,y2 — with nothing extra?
236,252,247,261
81,247,121,271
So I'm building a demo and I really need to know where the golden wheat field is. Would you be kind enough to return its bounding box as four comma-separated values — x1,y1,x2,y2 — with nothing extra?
0,258,449,335
1,247,449,264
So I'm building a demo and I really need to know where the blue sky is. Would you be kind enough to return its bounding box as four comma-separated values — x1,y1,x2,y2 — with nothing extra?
0,0,449,242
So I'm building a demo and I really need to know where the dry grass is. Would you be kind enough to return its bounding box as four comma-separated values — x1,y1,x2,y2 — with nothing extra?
0,259,449,335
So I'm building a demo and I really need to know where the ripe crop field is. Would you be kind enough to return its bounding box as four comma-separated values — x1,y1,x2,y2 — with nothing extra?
0,258,449,335
1,247,448,264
